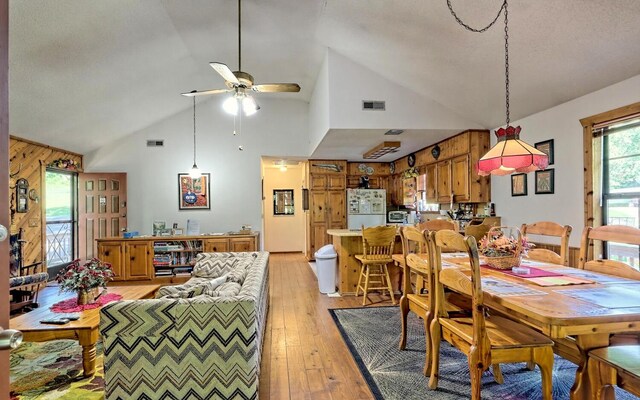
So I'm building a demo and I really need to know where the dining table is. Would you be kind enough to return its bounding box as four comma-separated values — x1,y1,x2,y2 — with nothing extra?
394,252,640,400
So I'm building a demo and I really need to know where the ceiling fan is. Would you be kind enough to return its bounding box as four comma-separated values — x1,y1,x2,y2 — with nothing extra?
181,0,300,113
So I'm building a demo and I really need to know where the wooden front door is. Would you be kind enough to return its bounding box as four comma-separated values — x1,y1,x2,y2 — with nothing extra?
78,173,127,260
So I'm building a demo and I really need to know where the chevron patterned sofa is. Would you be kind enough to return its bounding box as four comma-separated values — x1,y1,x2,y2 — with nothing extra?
100,251,269,400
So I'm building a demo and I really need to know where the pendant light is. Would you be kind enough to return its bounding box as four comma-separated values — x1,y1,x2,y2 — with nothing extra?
189,96,201,179
447,0,548,176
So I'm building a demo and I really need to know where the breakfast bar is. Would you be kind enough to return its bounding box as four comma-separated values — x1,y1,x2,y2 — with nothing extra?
327,229,402,295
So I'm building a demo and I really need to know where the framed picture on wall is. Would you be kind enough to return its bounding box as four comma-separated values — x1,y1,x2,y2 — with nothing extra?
511,173,527,196
178,173,211,210
535,169,554,194
535,139,554,165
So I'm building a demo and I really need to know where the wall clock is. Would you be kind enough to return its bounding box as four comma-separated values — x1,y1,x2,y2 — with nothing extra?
389,161,395,174
408,153,416,167
431,144,441,160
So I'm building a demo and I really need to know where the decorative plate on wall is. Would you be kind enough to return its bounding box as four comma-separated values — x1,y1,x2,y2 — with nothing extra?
408,153,416,167
431,144,441,160
389,162,395,174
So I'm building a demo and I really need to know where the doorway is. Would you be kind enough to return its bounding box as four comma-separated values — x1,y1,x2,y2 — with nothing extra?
261,159,307,252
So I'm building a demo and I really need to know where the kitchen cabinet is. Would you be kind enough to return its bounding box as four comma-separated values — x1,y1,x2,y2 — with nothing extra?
436,160,452,203
307,160,347,260
451,154,470,202
425,164,437,202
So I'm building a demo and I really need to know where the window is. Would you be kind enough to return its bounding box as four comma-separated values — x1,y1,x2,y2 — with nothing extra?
45,169,77,272
601,119,640,268
582,102,640,270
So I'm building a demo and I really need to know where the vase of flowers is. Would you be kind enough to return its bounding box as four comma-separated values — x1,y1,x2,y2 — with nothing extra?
56,258,114,305
478,226,533,270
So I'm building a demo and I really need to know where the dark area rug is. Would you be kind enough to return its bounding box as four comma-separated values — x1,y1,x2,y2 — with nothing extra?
10,339,104,399
330,306,638,400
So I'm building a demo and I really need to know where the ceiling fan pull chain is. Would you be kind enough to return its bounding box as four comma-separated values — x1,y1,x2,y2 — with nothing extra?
446,0,507,33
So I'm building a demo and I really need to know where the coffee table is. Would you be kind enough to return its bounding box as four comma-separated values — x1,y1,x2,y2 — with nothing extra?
10,284,160,377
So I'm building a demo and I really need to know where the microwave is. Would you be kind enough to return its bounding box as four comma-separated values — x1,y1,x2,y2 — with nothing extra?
388,210,407,223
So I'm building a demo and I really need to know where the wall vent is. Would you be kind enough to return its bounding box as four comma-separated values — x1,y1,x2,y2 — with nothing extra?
384,129,404,135
362,100,385,111
146,140,164,147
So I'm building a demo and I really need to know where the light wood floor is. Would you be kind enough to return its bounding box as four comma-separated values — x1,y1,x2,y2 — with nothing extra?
259,252,393,400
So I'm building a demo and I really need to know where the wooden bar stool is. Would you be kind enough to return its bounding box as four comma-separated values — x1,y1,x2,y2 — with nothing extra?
355,225,397,306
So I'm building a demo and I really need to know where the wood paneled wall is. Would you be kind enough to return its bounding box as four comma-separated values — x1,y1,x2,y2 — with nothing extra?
9,136,82,266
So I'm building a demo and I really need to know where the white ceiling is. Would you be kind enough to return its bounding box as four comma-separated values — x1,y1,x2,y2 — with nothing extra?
9,0,640,157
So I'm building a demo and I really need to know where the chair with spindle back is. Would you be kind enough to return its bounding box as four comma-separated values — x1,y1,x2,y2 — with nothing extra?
521,221,572,266
9,228,48,313
464,224,491,243
588,345,640,399
579,225,640,279
355,225,397,306
417,219,457,232
427,229,554,399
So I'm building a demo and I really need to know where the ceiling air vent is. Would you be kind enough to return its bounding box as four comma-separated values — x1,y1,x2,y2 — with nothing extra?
384,129,404,135
146,140,164,147
362,100,385,111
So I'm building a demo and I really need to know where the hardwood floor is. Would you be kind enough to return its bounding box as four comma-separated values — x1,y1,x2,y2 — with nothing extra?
260,252,392,400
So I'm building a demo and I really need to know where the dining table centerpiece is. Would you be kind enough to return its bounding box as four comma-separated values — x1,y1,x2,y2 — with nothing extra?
56,258,114,305
478,226,533,270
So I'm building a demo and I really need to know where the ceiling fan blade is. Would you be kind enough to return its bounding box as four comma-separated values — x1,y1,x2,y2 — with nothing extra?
252,83,301,93
181,88,230,97
210,62,240,85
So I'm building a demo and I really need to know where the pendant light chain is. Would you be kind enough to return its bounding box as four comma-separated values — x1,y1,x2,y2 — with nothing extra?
446,0,507,33
192,96,197,165
504,0,510,126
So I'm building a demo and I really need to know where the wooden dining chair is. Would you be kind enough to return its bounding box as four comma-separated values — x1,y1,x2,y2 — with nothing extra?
355,225,397,306
417,219,456,232
428,230,554,399
588,345,640,399
521,221,572,266
578,225,640,280
464,224,491,243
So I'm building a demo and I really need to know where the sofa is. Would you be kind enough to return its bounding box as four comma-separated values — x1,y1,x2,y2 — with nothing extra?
100,251,269,400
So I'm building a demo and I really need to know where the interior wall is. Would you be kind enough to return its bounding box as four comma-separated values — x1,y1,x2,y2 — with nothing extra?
308,49,330,155
8,137,82,265
84,97,309,237
491,74,640,247
262,164,305,252
326,49,480,130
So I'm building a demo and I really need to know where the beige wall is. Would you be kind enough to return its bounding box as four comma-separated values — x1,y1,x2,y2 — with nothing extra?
263,164,305,252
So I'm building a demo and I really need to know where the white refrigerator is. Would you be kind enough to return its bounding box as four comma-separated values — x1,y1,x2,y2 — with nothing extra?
347,189,387,229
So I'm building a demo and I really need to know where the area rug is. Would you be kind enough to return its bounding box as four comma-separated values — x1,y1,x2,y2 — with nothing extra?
330,306,638,400
10,339,104,399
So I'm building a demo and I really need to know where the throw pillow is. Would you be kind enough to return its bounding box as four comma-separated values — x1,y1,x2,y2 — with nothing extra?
226,258,252,285
204,281,242,298
192,256,238,278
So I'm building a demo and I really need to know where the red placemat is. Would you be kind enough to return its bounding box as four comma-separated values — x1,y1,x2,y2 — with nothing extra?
481,264,563,278
50,292,123,313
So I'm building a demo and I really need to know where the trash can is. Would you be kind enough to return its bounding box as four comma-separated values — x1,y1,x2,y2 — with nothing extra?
315,244,337,294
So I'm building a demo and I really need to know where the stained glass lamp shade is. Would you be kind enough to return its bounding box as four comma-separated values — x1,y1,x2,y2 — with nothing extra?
476,126,549,176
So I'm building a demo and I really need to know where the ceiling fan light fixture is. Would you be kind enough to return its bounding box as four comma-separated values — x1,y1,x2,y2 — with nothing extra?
222,95,239,115
363,141,401,159
242,95,259,116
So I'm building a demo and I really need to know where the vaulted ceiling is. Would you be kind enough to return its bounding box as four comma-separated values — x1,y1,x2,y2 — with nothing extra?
9,0,640,156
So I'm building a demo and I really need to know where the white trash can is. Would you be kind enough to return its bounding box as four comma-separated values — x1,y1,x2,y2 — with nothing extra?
315,244,337,294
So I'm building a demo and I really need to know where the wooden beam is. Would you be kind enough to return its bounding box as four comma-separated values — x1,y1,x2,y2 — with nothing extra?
1,0,10,396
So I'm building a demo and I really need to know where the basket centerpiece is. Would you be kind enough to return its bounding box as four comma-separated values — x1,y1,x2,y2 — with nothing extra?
478,226,533,270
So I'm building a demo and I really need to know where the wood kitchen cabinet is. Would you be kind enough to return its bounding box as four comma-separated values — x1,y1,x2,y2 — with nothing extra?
307,160,347,259
451,154,470,202
425,164,437,202
437,160,452,203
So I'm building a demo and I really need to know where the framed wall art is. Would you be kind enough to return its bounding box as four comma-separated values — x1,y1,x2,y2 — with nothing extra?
178,173,211,210
535,169,554,194
511,173,527,196
535,139,554,165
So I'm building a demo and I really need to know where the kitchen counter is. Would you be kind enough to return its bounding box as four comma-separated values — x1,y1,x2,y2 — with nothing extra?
327,229,402,295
